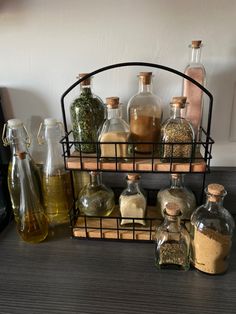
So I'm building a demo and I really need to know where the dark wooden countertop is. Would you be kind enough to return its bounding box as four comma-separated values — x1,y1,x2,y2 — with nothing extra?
0,168,235,314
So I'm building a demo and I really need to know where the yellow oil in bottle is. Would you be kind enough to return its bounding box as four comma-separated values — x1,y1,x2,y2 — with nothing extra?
42,171,73,225
17,212,48,243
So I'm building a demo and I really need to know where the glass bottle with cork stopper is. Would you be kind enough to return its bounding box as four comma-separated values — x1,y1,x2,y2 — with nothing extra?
191,183,235,274
99,97,129,160
155,202,190,270
78,171,115,217
183,40,206,141
70,73,105,153
16,151,48,243
157,173,196,220
161,96,195,162
127,72,163,154
119,173,147,226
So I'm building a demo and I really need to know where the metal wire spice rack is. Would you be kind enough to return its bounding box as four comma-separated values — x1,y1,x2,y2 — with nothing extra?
60,62,214,242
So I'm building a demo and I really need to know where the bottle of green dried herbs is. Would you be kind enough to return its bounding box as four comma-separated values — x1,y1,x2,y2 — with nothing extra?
70,73,105,153
161,96,195,162
155,202,190,270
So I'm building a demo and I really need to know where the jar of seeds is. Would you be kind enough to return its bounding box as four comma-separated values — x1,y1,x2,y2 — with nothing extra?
161,96,195,162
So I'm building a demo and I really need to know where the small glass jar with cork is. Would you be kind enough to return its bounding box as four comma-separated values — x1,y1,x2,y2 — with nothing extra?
99,97,130,160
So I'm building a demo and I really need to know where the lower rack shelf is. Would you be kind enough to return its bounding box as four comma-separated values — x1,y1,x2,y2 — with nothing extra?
72,207,190,242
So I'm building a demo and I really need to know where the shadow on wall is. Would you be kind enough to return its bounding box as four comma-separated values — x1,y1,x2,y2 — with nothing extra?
0,0,25,12
1,87,50,164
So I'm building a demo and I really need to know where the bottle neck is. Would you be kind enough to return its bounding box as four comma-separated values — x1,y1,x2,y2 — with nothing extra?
90,173,102,187
107,107,121,120
138,80,152,93
206,195,225,210
190,47,202,64
126,179,140,193
170,106,181,119
8,126,29,155
170,175,184,189
80,85,92,95
164,214,181,232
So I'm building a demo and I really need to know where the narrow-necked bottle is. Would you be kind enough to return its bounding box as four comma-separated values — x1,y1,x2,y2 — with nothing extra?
2,119,42,222
119,174,147,226
191,184,235,274
99,97,129,160
70,73,105,153
161,96,195,162
16,151,48,243
155,202,190,270
157,173,196,219
78,171,115,216
38,118,73,225
183,40,206,141
127,72,163,154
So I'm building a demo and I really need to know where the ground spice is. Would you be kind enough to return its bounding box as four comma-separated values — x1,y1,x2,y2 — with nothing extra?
192,227,232,274
100,131,129,159
119,194,146,226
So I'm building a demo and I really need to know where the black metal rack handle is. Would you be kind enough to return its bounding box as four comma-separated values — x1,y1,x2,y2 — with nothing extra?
61,61,213,139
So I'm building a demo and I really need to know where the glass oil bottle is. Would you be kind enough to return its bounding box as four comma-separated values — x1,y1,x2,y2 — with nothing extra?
38,118,73,225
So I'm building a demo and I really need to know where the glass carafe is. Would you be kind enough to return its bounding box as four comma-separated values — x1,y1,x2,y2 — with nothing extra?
161,96,195,162
37,118,73,225
16,152,48,243
2,119,42,223
70,73,105,153
155,202,190,270
99,97,129,160
191,184,235,274
157,173,196,219
119,174,147,226
127,72,162,153
183,40,206,140
78,171,115,216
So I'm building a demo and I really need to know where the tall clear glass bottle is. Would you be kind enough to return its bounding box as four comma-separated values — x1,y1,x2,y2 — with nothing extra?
155,202,190,270
2,119,42,223
70,73,105,153
127,72,163,153
119,174,147,226
16,152,48,243
99,97,129,160
38,118,73,225
191,184,235,274
183,40,206,140
161,96,195,162
157,173,196,219
78,171,115,216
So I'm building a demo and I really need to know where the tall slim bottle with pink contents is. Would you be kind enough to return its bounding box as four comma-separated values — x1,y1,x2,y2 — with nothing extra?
183,40,206,142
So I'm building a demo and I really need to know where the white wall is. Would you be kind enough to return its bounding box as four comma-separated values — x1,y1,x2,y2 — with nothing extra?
1,0,236,166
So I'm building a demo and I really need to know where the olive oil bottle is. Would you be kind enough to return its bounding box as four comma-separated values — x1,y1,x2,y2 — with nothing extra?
38,118,73,225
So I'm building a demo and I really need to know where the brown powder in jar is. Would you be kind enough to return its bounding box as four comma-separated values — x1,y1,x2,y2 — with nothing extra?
192,227,232,274
100,131,129,159
130,114,161,153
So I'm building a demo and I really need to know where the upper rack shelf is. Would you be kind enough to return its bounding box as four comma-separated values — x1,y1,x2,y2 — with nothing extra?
60,62,214,173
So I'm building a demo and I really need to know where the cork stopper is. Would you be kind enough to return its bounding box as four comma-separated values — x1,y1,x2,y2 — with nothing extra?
17,152,26,160
78,73,91,86
171,96,187,108
139,72,152,85
208,184,225,196
106,97,119,109
191,40,202,49
165,202,181,216
127,173,140,181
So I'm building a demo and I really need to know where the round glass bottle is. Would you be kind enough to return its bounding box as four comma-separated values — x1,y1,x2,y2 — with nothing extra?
157,173,196,219
99,97,129,160
2,119,42,223
37,118,73,225
191,184,235,275
70,73,105,153
127,72,163,153
119,174,147,226
155,202,190,270
78,171,115,216
161,96,195,162
183,40,206,140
